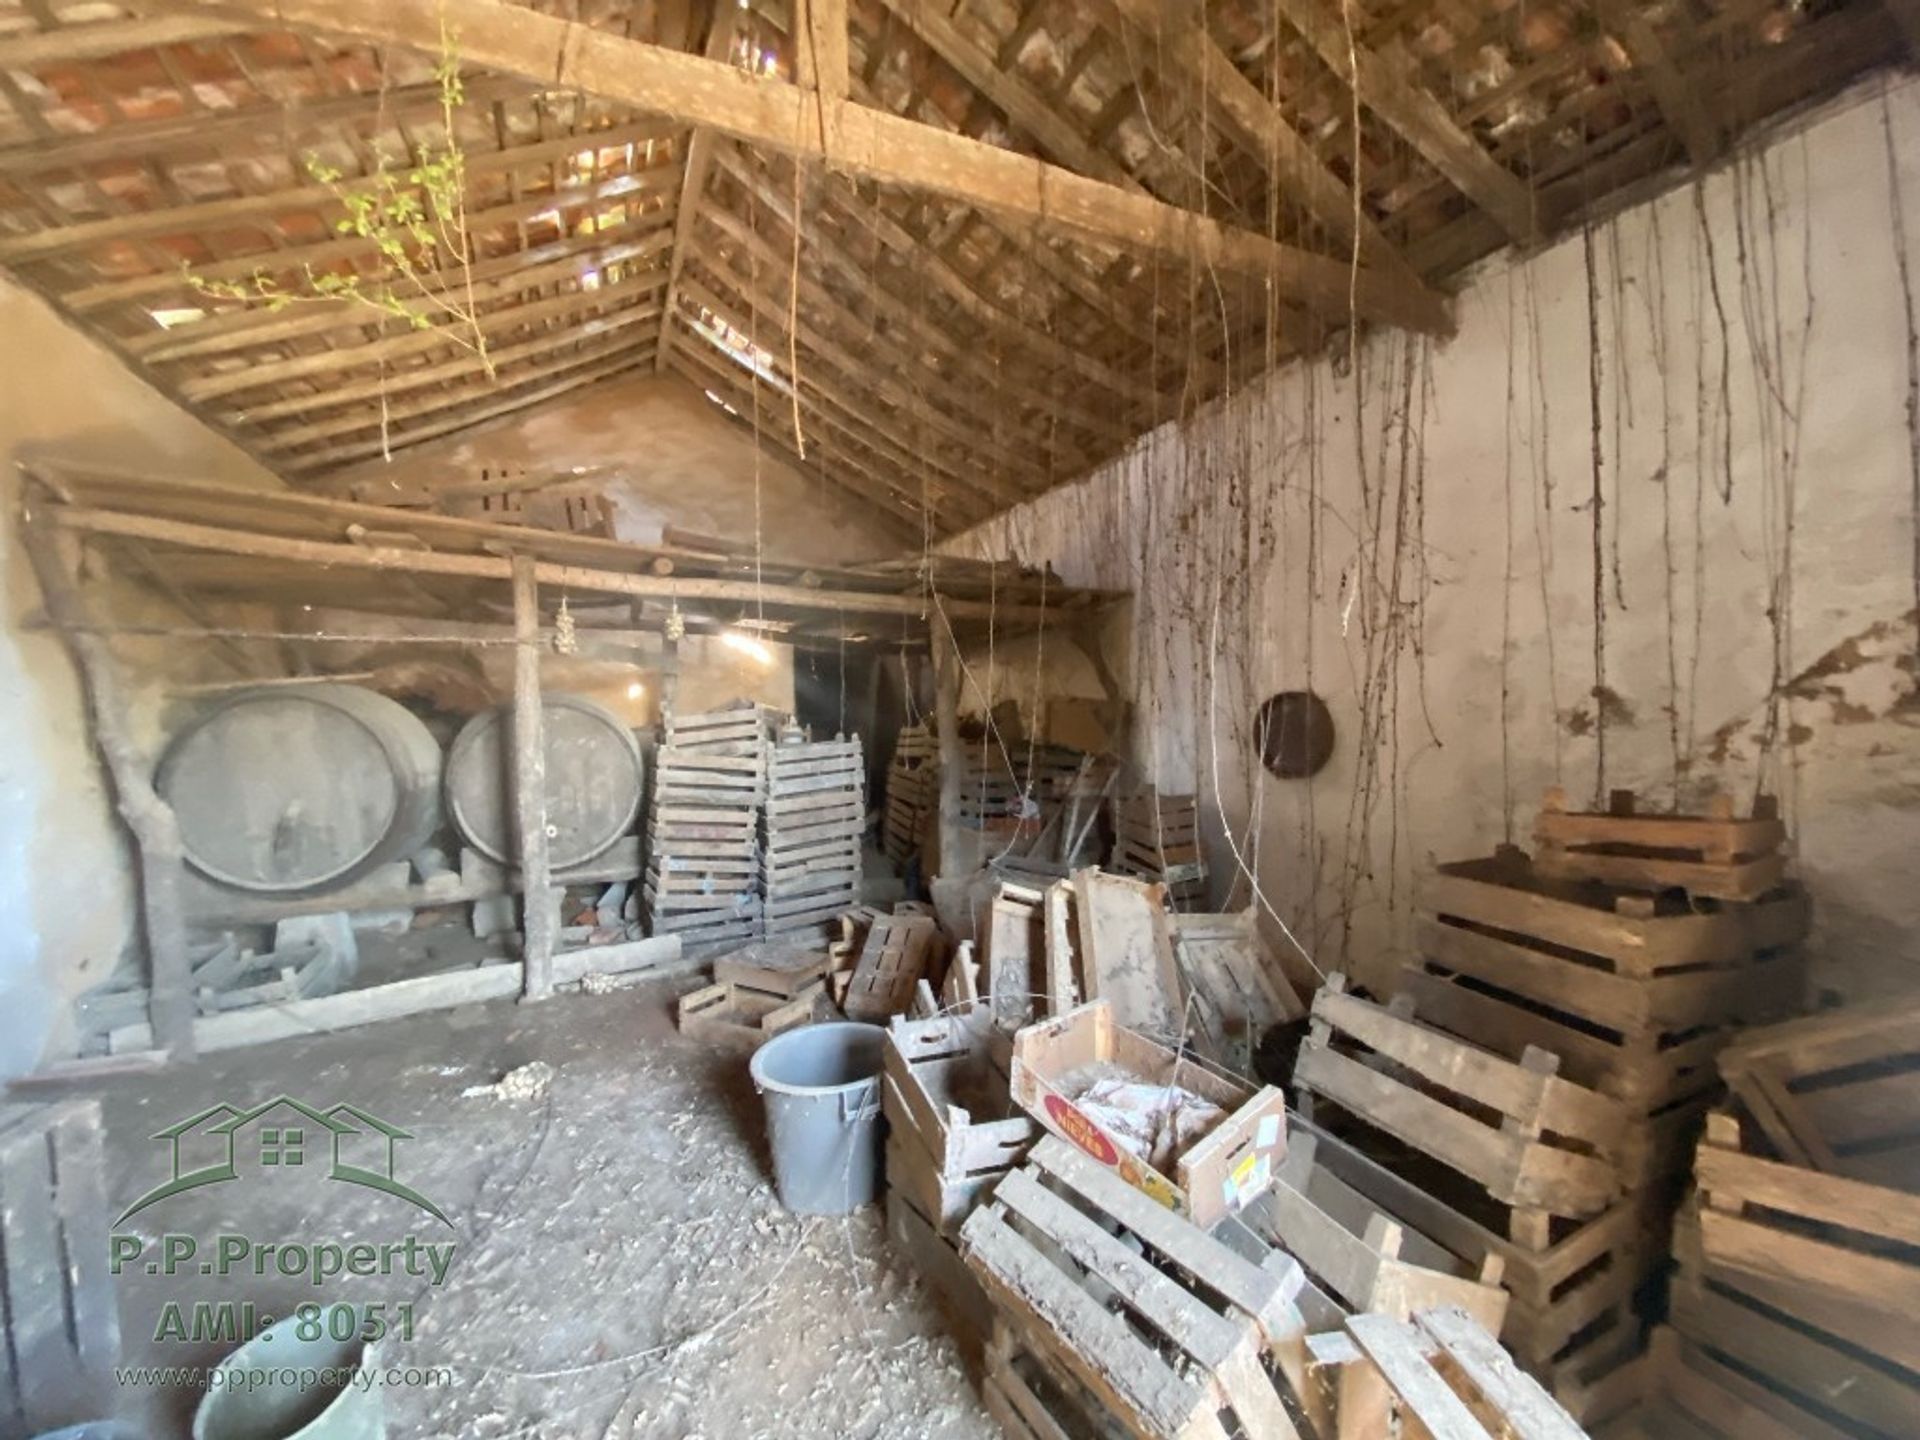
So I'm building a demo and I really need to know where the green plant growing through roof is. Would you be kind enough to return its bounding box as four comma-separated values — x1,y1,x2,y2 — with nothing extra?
184,16,494,452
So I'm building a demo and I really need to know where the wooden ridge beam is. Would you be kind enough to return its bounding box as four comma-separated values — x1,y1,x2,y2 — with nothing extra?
690,196,1060,495
1272,0,1541,245
668,341,931,537
161,0,1453,335
259,315,662,454
1104,0,1426,291
45,502,1070,618
280,344,659,471
180,269,670,403
655,3,743,376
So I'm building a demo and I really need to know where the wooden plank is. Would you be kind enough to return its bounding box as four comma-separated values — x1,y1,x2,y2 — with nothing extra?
1072,869,1184,1039
0,16,247,68
654,2,740,376
511,558,554,999
1416,1305,1588,1440
1694,1140,1920,1250
197,0,1453,335
1346,1312,1496,1440
21,521,194,1057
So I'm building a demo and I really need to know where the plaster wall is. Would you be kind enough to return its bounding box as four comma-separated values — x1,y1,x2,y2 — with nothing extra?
953,78,1920,1004
0,276,280,1075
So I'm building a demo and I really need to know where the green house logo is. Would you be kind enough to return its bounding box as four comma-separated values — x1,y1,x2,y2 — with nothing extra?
119,1096,450,1227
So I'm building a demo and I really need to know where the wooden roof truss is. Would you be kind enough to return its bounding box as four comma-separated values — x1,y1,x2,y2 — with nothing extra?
0,0,1904,538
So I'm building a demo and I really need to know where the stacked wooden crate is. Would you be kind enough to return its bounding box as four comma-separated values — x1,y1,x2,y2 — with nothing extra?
644,703,771,953
882,723,936,867
1304,792,1810,1414
1612,1011,1920,1440
880,1008,1037,1331
761,729,866,941
1109,790,1207,910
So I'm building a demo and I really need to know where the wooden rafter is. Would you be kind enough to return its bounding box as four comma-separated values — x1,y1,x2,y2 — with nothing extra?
689,189,1065,495
1270,0,1541,244
163,0,1453,335
655,2,744,376
1594,1,1723,167
1103,0,1424,291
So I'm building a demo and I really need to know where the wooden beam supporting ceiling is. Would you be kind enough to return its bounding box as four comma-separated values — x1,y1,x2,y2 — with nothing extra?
1271,0,1541,245
1102,0,1426,292
163,0,1453,335
655,4,744,376
280,345,660,472
1594,1,1723,167
870,0,1140,190
0,15,246,67
691,191,1066,496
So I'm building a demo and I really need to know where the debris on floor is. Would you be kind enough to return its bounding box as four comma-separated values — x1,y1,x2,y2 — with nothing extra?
463,1059,556,1102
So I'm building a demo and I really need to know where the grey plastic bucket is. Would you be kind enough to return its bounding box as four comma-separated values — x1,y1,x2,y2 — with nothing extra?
749,1021,887,1215
191,1307,383,1440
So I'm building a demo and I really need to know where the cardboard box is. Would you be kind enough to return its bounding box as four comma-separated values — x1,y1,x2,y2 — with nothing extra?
1009,999,1287,1227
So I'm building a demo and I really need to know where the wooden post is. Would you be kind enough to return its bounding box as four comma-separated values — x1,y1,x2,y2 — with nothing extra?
19,510,194,1057
932,624,964,878
511,556,555,999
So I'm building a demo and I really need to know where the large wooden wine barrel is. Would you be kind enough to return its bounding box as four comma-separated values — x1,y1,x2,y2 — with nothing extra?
444,694,645,870
158,683,443,895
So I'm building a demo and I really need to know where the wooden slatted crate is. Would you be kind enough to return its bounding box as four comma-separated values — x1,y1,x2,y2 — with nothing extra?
674,980,817,1048
0,1100,117,1438
1295,976,1632,1234
1110,791,1206,909
959,1135,1305,1440
1308,1305,1595,1440
1404,851,1808,1114
761,733,865,940
645,733,766,954
1282,1116,1664,1414
1691,1111,1920,1373
882,1009,1037,1236
1715,997,1920,1185
1532,788,1789,901
843,911,942,1021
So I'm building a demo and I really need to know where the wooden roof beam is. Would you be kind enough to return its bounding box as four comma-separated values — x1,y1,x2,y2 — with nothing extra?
1593,1,1723,168
1271,0,1542,245
250,298,663,443
676,261,1017,515
655,2,743,376
0,15,248,68
0,119,682,264
869,0,1140,189
1103,0,1426,292
282,344,659,472
264,325,662,458
0,75,535,176
668,330,952,531
714,144,1130,453
138,222,674,364
172,0,1453,335
691,196,1065,494
182,269,671,403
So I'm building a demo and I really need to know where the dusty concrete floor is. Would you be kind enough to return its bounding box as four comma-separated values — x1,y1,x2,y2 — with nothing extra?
90,975,994,1439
